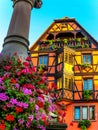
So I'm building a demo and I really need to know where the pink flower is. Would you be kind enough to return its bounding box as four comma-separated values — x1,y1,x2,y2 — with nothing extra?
18,119,24,125
35,105,39,112
28,115,34,122
26,56,31,61
15,83,20,90
41,76,46,82
38,96,44,103
31,66,36,72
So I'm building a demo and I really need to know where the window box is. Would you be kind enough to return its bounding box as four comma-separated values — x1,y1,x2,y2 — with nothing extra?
81,62,90,69
46,124,67,130
82,90,93,101
78,120,91,130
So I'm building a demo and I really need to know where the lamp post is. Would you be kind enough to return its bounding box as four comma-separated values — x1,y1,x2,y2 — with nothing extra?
1,0,42,60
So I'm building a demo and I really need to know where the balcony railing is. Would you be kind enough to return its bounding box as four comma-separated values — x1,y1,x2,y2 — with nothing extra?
50,88,98,102
39,38,91,51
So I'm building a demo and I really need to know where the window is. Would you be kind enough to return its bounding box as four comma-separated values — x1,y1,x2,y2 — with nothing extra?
74,106,95,120
65,77,73,90
58,53,63,63
83,54,91,64
57,77,62,89
69,54,74,64
83,79,93,90
39,55,48,65
65,53,68,62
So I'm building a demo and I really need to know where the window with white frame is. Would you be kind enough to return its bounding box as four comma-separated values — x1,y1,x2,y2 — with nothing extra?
74,106,95,120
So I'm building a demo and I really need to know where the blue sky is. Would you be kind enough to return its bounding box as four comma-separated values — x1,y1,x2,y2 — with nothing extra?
0,0,98,52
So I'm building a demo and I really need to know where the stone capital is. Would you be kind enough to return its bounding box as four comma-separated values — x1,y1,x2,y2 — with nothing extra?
12,0,42,8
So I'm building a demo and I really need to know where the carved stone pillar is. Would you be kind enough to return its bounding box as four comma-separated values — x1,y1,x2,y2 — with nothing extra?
1,0,42,60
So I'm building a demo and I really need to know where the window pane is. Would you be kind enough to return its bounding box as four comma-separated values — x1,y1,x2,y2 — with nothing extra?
57,77,62,89
89,106,95,120
88,55,91,64
39,57,43,65
88,79,93,90
84,79,88,90
82,107,87,119
44,56,48,65
74,107,80,120
83,55,86,63
65,78,68,89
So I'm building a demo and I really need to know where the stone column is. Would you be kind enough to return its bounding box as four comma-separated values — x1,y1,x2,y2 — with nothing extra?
1,0,42,60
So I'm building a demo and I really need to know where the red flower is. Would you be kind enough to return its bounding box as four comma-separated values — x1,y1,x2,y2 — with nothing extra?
62,112,66,117
23,61,30,67
23,84,35,89
11,78,17,84
70,122,74,126
51,83,57,89
58,116,63,124
31,66,36,72
39,94,44,99
14,52,17,55
6,114,14,122
4,66,11,71
42,116,48,126
37,101,44,108
15,107,23,113
0,123,6,130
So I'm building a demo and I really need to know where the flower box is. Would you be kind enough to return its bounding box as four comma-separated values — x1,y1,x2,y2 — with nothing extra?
46,124,67,130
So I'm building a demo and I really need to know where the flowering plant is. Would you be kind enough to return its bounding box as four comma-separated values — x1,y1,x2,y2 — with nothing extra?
0,55,56,130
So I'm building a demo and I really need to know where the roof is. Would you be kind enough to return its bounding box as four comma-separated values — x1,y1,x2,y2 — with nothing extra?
30,17,98,50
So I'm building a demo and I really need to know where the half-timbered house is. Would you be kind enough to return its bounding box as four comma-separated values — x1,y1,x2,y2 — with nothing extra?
30,17,98,130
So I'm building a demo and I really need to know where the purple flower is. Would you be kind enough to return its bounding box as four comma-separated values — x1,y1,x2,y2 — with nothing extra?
10,98,17,105
23,88,32,95
16,101,28,109
26,122,31,128
16,101,23,107
14,128,19,130
22,102,28,109
0,85,5,90
0,92,8,101
37,125,46,130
